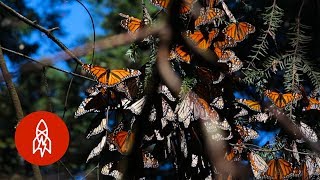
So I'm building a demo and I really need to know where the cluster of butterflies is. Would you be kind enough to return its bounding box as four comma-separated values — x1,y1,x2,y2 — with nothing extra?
75,0,320,179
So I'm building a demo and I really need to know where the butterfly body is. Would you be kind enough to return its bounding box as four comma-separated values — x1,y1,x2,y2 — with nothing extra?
82,64,141,87
264,90,302,108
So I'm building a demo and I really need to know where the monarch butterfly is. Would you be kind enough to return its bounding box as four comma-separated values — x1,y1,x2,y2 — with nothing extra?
119,13,142,33
264,158,293,179
300,121,318,142
149,0,195,14
248,152,269,179
214,34,237,49
161,98,176,122
86,136,106,162
305,97,320,110
223,22,255,42
236,99,261,112
184,29,219,50
74,97,100,118
86,118,107,139
169,45,192,63
234,107,248,118
236,126,259,142
175,91,219,128
125,96,146,115
82,64,141,87
305,155,319,178
158,84,176,102
211,96,224,109
292,166,301,177
225,149,235,161
115,77,140,100
218,119,231,130
108,130,135,155
101,162,123,179
194,8,225,28
213,47,235,63
250,112,269,123
143,151,159,168
196,67,225,86
264,90,302,108
228,56,243,72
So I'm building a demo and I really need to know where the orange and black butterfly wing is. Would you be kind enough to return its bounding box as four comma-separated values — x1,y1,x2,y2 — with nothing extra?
187,29,219,50
108,69,141,87
277,159,292,179
214,34,237,49
171,45,192,63
150,0,170,9
205,8,225,24
223,22,255,42
265,159,277,179
179,0,195,14
119,13,142,33
82,64,109,84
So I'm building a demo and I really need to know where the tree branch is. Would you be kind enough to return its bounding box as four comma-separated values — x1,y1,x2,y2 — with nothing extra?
0,1,82,65
0,47,95,82
0,44,42,180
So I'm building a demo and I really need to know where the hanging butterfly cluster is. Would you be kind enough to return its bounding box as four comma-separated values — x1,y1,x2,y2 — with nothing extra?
75,0,320,179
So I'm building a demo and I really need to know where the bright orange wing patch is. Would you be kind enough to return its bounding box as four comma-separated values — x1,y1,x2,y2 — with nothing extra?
222,22,255,42
170,45,192,63
237,99,261,112
264,90,302,108
185,29,219,50
265,159,292,179
119,13,142,33
82,64,141,87
195,8,224,27
150,0,195,14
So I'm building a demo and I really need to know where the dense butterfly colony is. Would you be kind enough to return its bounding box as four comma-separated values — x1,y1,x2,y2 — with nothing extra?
75,0,320,179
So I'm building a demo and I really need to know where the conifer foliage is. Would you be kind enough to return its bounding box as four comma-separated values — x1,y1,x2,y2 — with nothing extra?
76,0,320,179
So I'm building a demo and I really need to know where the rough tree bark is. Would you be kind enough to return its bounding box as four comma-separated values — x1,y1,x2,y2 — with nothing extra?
0,44,42,180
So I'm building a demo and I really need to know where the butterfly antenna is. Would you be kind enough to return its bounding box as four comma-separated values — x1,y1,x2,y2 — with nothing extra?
76,0,96,64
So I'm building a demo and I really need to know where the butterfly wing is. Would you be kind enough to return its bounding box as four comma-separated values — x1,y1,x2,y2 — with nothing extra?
82,64,109,84
237,99,261,112
223,22,255,42
186,29,219,50
277,159,293,179
265,159,277,179
170,45,192,63
108,69,141,87
150,0,170,8
119,13,142,33
248,152,268,179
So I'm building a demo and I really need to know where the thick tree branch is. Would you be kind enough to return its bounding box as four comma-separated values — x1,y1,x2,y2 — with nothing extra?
0,44,42,180
0,1,82,65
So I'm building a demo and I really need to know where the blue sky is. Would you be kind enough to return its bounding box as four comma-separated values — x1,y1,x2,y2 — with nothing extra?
22,0,107,70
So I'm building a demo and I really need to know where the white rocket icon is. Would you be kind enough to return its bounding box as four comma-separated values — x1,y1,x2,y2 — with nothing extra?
32,119,52,158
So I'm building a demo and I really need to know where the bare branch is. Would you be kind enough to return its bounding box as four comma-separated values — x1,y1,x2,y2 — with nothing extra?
0,1,82,65
0,47,95,81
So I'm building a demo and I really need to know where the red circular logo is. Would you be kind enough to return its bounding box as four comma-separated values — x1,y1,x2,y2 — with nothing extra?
15,111,69,166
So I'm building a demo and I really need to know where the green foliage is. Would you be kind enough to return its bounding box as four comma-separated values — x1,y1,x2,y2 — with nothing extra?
249,0,284,62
